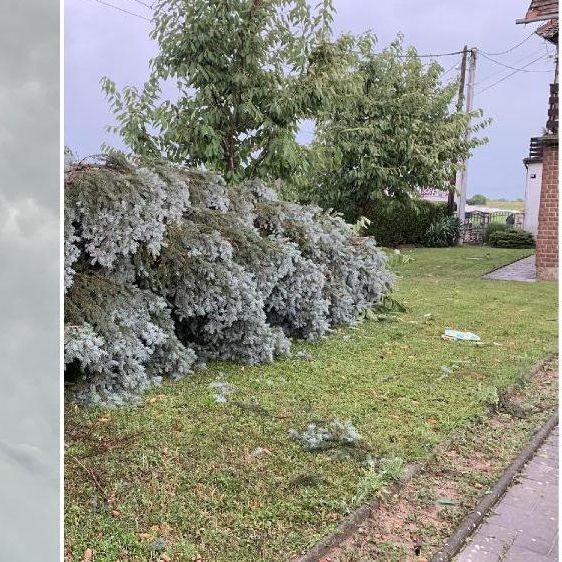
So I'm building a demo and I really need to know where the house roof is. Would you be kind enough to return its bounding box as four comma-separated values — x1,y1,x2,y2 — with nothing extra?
516,1,559,43
536,18,559,42
523,136,544,164
517,0,559,23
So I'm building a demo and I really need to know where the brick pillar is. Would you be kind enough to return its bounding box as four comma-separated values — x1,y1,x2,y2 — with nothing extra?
535,136,558,281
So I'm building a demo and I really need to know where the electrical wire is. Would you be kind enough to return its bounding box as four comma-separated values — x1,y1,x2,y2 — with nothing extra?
85,0,150,20
479,51,553,73
442,59,460,76
476,55,553,95
123,0,153,9
398,50,464,59
475,48,547,85
480,30,535,56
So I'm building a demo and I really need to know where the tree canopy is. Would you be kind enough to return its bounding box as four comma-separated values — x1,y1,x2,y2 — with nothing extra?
102,0,352,183
297,37,489,222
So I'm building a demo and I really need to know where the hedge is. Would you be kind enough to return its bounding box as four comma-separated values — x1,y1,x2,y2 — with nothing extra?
483,222,510,244
367,200,450,247
488,228,535,249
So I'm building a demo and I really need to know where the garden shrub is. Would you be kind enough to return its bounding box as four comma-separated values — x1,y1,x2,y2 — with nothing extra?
367,200,449,247
483,222,510,244
423,216,461,248
65,153,394,404
488,229,535,248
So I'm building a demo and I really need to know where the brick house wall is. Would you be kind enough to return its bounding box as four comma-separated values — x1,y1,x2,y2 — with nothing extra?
535,137,558,280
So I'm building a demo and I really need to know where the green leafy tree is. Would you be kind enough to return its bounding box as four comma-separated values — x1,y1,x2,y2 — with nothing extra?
467,194,487,205
102,0,351,183
298,36,489,222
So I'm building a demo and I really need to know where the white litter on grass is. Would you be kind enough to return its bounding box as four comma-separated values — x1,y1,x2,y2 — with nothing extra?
442,328,481,342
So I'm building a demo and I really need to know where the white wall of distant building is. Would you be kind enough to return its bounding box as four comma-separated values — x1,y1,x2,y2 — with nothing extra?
524,161,543,235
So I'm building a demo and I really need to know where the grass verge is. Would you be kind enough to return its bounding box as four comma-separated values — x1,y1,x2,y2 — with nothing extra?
65,247,557,561
325,355,558,561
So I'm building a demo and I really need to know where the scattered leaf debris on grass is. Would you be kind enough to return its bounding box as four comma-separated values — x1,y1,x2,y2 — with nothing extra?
65,248,556,561
289,419,361,451
209,380,236,404
323,355,558,561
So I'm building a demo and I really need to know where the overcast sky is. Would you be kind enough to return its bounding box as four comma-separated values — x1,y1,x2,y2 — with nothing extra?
65,0,556,199
0,0,59,559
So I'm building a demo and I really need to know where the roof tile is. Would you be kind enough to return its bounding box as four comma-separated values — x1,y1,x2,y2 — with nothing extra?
524,0,558,21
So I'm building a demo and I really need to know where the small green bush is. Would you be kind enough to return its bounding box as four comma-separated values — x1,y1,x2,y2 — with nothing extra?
368,200,449,247
423,216,461,247
488,229,535,248
483,222,510,244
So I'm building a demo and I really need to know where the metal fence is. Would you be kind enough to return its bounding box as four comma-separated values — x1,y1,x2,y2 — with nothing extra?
461,210,525,245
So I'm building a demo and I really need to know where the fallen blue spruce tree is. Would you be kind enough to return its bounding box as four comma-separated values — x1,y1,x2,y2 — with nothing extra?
64,153,394,405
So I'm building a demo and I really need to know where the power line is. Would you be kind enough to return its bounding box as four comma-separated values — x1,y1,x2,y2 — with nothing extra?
365,33,541,62
352,48,465,59
123,0,153,9
85,0,150,20
476,55,552,95
475,48,547,85
480,31,535,56
442,59,460,76
398,50,464,59
360,40,542,63
353,37,550,65
479,51,553,72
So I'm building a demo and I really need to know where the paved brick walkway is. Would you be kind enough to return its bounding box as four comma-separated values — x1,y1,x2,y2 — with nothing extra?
457,426,558,561
482,256,536,283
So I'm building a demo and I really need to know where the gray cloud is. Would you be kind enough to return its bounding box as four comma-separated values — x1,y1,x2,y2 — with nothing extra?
0,0,60,559
0,1,59,212
0,454,59,559
0,440,57,482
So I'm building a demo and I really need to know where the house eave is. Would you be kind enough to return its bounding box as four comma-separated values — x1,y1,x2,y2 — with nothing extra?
516,13,559,23
523,157,544,167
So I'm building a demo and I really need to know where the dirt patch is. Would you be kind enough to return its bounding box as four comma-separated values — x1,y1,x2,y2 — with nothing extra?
313,356,558,562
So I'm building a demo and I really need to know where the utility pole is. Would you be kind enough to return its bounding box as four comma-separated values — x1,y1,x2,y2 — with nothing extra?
455,46,477,228
448,46,468,214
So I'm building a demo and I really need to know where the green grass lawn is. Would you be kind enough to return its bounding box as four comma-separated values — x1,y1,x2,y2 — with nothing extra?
65,247,557,562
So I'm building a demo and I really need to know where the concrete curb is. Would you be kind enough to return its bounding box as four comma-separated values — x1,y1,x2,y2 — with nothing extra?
429,412,559,562
294,458,429,562
294,354,556,562
295,439,454,562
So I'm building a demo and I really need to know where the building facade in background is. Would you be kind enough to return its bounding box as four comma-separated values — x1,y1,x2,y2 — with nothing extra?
523,137,544,235
518,0,559,280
